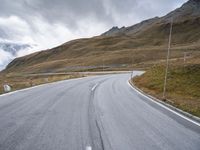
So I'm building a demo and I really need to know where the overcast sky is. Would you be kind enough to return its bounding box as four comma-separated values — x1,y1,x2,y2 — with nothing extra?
0,0,188,69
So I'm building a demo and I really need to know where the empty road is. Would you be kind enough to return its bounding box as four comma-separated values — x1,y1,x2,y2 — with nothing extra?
0,72,200,150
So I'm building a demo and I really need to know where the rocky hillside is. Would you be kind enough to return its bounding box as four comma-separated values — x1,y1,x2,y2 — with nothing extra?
102,0,200,36
3,0,200,73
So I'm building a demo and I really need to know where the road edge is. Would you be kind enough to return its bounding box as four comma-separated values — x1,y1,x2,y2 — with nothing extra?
0,76,90,97
128,79,200,125
0,72,127,97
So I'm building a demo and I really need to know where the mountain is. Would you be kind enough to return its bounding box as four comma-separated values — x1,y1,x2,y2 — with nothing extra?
102,0,200,36
162,0,200,22
3,0,200,73
102,17,160,36
101,26,126,36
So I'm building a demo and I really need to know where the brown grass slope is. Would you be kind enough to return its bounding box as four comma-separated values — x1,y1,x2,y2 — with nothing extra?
133,55,200,117
3,0,200,74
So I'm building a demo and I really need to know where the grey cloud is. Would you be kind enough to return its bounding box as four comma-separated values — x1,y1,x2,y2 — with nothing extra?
0,0,114,30
0,28,8,39
0,0,188,29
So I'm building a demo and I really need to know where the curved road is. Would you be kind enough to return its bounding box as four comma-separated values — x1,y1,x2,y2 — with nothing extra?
0,72,199,150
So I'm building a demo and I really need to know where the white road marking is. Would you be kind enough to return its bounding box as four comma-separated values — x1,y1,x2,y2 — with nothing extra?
0,76,89,98
0,85,42,97
86,146,92,150
127,81,200,127
91,83,99,91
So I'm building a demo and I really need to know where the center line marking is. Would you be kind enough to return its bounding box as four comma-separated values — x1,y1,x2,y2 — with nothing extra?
86,146,92,150
91,83,98,91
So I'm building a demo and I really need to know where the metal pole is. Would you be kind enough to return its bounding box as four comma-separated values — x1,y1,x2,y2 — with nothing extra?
163,19,173,99
103,58,104,72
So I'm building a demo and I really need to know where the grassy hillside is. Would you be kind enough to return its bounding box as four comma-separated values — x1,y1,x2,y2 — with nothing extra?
0,73,84,95
133,56,200,117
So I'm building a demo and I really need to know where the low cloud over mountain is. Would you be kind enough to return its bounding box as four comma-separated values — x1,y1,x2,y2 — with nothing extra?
0,40,34,70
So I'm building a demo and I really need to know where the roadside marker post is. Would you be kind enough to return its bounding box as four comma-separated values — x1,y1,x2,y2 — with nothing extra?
3,84,12,93
130,71,133,79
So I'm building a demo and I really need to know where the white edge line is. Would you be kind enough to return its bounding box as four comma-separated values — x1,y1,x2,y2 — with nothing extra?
0,72,117,97
0,76,90,98
127,80,200,127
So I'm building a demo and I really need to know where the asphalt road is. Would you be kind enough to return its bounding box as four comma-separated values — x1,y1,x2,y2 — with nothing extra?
0,72,199,150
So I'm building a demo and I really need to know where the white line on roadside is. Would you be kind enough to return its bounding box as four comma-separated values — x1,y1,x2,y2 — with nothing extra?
127,81,200,127
0,76,90,98
0,84,44,97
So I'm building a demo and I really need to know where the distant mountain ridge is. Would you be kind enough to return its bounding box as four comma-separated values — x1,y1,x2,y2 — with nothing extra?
101,26,126,36
102,0,200,36
3,0,200,73
101,17,160,36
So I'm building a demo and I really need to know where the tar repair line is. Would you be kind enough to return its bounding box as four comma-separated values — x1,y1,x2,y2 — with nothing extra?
127,81,200,127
